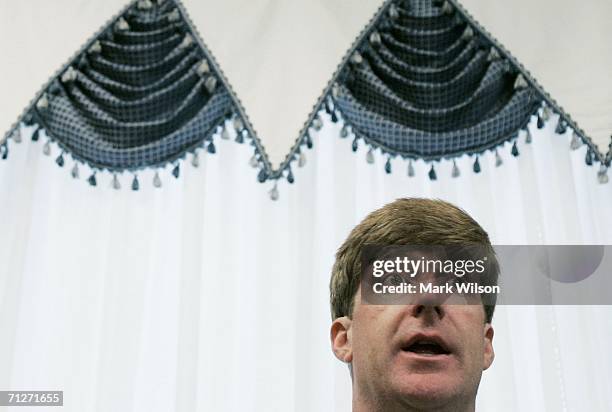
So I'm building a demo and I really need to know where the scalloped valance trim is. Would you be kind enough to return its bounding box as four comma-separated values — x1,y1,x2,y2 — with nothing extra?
1,0,610,198
276,0,611,187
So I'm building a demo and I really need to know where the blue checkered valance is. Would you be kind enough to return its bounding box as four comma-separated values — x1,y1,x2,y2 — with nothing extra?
285,0,609,184
0,0,609,195
0,0,265,189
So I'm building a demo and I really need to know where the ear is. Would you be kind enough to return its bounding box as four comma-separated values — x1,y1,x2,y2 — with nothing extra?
482,323,495,370
331,316,353,363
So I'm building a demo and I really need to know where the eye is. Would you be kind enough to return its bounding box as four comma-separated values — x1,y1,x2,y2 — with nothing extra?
382,273,404,287
446,275,460,286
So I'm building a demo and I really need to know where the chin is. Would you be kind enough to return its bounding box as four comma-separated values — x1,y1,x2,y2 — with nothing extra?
391,372,464,403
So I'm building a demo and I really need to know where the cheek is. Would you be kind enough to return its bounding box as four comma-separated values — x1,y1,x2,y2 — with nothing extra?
455,308,486,361
351,307,392,358
353,307,384,343
465,333,485,361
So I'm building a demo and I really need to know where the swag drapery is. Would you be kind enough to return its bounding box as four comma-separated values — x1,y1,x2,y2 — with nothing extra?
1,0,610,190
1,0,612,411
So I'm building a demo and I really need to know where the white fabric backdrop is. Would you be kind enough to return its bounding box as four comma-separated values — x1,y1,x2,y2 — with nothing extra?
1,114,612,411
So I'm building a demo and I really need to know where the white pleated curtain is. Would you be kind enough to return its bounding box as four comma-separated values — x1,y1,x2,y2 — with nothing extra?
1,114,611,411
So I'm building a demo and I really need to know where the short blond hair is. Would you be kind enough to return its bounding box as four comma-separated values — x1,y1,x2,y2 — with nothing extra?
330,198,498,322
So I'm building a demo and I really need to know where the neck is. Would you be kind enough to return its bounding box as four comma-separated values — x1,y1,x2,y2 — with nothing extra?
353,389,476,412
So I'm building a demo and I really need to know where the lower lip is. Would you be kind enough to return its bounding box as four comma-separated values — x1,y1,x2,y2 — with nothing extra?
400,351,453,362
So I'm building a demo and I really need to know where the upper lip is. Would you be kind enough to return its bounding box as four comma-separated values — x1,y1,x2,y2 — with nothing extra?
400,332,452,354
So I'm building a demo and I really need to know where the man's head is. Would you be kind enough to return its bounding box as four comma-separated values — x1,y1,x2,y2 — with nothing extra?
329,198,497,412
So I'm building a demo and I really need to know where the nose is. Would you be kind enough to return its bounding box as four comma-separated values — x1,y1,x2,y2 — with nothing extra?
408,271,448,320
412,304,444,319
411,293,446,320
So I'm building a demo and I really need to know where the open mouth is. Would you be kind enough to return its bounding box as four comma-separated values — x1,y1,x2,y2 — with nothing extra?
402,338,451,356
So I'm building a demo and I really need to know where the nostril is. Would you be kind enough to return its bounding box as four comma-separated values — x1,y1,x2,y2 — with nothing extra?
413,305,424,316
412,304,445,319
